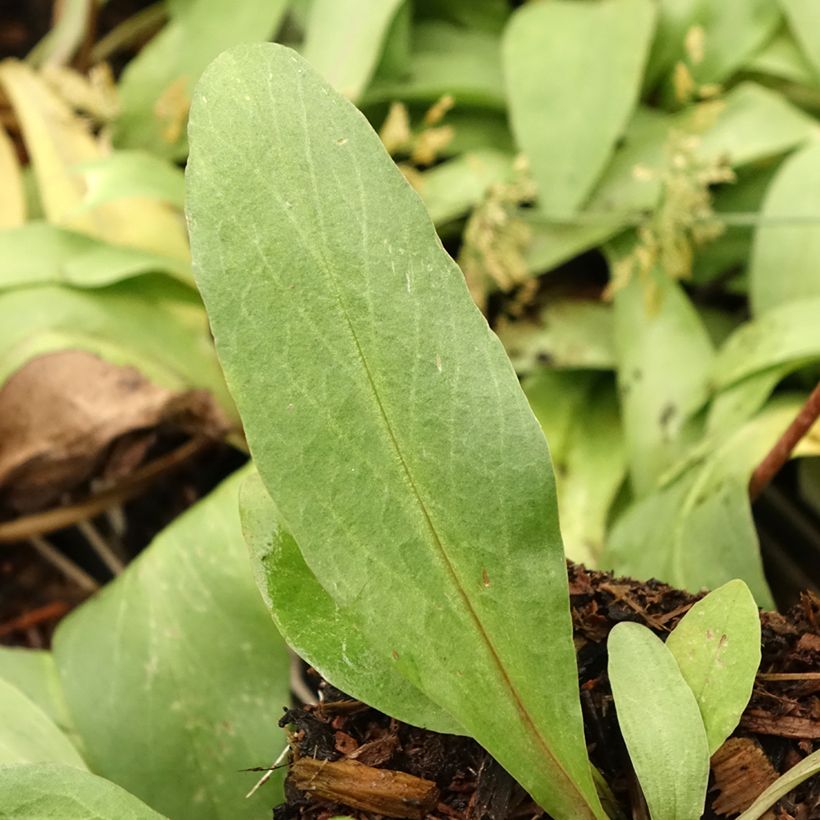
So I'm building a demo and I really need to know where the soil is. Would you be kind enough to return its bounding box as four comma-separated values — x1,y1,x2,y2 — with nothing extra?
275,563,820,820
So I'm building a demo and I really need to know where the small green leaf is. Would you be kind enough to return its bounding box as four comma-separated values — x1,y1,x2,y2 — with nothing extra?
0,764,165,819
608,623,710,820
666,580,761,754
302,0,406,100
750,142,820,314
53,470,290,819
240,470,462,734
737,748,820,820
0,678,85,768
188,43,604,819
503,0,655,216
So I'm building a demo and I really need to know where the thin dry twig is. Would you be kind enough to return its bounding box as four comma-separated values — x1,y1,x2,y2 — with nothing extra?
749,381,820,501
29,534,98,592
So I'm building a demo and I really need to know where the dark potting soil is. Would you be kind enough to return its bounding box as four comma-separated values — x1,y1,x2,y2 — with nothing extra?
275,563,820,820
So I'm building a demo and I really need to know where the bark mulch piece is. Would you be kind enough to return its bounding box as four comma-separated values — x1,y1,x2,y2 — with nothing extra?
277,563,820,820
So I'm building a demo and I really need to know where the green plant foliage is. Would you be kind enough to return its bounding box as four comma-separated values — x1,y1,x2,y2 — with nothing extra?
750,142,820,314
503,0,655,216
239,470,462,734
666,580,761,754
52,470,290,819
0,678,85,768
113,0,290,158
608,622,710,820
302,0,406,101
0,223,193,290
611,263,714,496
0,763,165,819
187,43,604,819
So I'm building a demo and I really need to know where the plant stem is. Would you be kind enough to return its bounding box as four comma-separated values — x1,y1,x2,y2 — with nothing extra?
749,381,820,501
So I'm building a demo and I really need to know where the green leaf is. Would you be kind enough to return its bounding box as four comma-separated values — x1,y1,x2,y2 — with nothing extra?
113,0,290,158
0,223,194,290
611,261,714,496
0,678,85,768
364,22,505,108
240,470,463,734
0,649,75,744
53,470,290,819
737,748,820,820
745,28,816,85
750,142,820,314
187,44,604,820
0,280,233,417
608,623,710,820
780,0,820,79
666,580,761,754
302,0,406,101
503,0,655,216
0,764,165,819
712,297,820,391
75,151,186,210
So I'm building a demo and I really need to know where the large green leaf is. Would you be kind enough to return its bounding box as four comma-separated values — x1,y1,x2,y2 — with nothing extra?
0,764,165,819
187,44,604,819
666,580,761,754
503,0,655,217
53,470,290,820
302,0,406,101
749,141,820,314
608,623,710,820
240,470,462,734
113,0,290,158
0,223,193,290
0,678,85,768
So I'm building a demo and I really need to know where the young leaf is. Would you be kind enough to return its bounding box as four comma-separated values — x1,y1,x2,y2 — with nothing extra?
0,678,85,768
666,580,761,754
608,623,710,820
781,0,820,78
53,470,290,820
750,142,820,315
503,0,655,216
239,470,463,735
0,764,165,819
187,44,604,819
0,124,24,228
